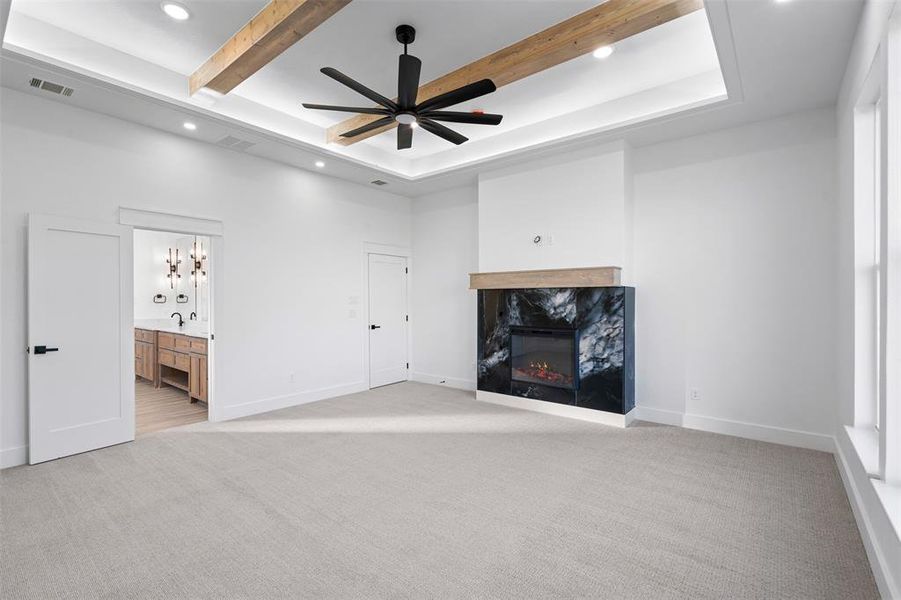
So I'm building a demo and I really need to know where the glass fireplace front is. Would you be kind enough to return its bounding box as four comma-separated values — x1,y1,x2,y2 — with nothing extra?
510,327,579,390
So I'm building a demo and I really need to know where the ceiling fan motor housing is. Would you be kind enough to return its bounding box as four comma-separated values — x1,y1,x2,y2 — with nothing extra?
396,25,416,46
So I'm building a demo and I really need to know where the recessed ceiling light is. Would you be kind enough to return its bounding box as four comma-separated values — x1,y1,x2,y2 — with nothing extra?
183,122,197,131
593,45,614,59
161,2,191,21
314,160,325,168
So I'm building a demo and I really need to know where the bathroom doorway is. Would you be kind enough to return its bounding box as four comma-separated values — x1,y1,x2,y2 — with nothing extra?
133,229,212,435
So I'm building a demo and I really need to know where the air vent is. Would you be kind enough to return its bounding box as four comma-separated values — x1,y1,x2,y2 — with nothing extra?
216,135,256,151
28,77,75,97
370,180,388,186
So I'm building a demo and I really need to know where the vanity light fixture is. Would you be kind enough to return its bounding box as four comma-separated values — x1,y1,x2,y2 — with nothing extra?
161,1,191,21
166,248,182,288
190,239,207,288
315,160,325,168
183,121,197,131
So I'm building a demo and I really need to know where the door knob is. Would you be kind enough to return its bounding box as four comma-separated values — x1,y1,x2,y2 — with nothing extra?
370,325,381,330
34,345,59,355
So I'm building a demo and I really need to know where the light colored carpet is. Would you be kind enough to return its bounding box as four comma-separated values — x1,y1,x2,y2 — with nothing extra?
0,382,877,599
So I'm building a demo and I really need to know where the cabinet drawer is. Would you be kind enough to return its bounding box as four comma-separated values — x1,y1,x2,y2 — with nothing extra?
159,348,190,371
188,337,207,355
158,332,176,350
135,329,155,343
174,336,192,352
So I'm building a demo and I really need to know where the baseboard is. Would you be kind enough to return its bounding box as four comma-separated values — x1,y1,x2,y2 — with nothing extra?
834,431,901,600
475,390,633,428
1,445,28,470
680,413,835,452
217,381,368,421
633,405,834,452
411,372,476,391
634,405,685,427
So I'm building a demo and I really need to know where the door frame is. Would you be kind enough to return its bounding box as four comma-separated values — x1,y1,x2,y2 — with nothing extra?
362,243,412,389
119,208,224,421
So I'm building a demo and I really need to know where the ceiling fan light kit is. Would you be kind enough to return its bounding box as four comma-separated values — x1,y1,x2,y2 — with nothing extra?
303,25,504,150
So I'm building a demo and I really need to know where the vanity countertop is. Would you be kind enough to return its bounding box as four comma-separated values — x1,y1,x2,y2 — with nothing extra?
134,319,209,338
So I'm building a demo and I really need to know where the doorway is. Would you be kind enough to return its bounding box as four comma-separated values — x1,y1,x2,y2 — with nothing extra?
133,229,211,435
367,253,410,388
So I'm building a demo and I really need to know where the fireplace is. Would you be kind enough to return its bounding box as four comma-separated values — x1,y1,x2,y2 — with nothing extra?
510,327,579,390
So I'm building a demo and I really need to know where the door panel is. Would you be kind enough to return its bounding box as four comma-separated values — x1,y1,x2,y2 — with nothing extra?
28,214,134,464
368,254,408,388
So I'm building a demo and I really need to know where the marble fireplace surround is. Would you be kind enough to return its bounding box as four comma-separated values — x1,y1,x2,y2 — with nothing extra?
472,267,635,428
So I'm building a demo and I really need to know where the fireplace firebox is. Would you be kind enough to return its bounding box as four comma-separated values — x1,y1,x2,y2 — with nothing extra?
510,327,579,390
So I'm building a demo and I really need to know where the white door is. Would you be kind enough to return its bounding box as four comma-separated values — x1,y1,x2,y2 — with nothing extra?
28,214,134,464
368,254,408,388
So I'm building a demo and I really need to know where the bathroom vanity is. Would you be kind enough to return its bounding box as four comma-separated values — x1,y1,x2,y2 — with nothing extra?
135,324,208,403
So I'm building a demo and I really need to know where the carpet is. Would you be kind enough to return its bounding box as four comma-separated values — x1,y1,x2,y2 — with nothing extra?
0,382,878,599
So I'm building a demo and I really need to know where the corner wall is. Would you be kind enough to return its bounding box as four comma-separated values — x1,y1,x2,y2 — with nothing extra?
411,186,479,390
411,108,840,452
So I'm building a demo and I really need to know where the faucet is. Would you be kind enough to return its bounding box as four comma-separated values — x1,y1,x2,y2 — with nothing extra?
170,312,184,327
190,312,197,321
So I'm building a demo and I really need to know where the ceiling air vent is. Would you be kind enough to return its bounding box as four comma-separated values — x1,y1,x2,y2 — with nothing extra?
216,135,256,152
370,180,388,186
29,77,75,97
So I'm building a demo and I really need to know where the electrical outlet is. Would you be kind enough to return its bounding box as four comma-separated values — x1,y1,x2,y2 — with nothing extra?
688,388,701,402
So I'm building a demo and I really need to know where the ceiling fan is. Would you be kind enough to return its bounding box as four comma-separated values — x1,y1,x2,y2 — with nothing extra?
302,25,503,150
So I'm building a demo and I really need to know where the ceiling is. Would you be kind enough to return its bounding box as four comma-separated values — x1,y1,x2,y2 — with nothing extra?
3,0,727,175
0,0,863,196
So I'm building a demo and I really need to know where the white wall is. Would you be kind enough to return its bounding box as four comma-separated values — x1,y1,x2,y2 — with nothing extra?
0,89,411,467
632,109,839,447
477,144,632,278
411,186,478,390
411,109,840,452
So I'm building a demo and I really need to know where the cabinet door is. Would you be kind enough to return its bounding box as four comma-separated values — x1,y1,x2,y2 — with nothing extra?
135,341,153,380
189,354,207,402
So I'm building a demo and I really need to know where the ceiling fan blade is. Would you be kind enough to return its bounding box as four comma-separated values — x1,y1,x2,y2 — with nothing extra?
398,54,421,110
302,103,390,115
340,115,396,138
397,123,413,150
420,111,503,126
419,118,468,145
415,79,496,113
320,67,398,111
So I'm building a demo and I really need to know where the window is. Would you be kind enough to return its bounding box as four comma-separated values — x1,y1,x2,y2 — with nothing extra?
852,28,899,485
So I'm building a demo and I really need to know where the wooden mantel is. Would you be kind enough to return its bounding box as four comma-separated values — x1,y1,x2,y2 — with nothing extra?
469,267,621,290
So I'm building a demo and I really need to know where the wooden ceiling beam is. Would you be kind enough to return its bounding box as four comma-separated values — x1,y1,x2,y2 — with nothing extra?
326,0,704,145
190,0,352,96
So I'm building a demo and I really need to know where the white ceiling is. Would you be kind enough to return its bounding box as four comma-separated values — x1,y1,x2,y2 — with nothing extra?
0,0,863,196
3,0,726,176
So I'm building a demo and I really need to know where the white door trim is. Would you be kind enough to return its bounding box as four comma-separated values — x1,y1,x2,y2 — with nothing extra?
120,208,225,422
119,207,224,236
362,243,412,389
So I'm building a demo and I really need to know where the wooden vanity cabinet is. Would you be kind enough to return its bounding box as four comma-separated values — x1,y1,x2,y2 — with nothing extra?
157,331,208,403
134,329,157,384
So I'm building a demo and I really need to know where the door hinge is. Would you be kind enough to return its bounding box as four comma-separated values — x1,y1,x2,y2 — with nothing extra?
406,362,409,369
405,314,408,322
405,267,408,274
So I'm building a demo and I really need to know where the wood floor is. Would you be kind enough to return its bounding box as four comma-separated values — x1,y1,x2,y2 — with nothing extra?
136,379,207,436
